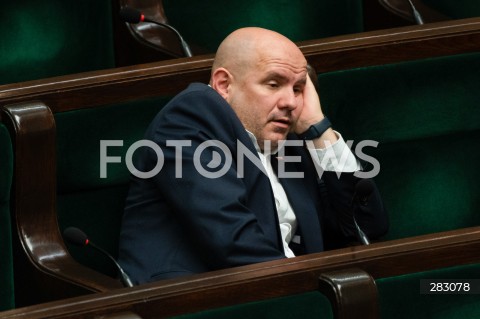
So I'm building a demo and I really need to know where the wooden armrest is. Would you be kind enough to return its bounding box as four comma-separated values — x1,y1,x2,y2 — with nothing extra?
319,268,379,319
0,103,121,301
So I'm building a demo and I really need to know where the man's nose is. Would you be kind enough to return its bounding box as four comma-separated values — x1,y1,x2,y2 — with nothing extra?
277,88,298,110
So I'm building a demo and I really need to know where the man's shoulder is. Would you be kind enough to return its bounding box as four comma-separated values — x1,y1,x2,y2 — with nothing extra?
180,82,210,94
162,82,234,118
150,82,244,137
176,83,222,102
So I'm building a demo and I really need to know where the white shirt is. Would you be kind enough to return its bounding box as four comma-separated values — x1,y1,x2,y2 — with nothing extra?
246,131,360,258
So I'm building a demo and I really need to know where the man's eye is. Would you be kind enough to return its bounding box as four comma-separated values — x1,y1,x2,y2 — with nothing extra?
268,82,279,88
293,86,303,95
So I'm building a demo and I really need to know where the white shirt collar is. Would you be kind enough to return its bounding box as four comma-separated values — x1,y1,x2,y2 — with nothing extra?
245,130,282,156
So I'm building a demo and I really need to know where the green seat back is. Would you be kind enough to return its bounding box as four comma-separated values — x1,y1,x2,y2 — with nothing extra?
318,52,480,240
56,96,171,276
0,0,114,85
163,0,364,53
0,123,14,310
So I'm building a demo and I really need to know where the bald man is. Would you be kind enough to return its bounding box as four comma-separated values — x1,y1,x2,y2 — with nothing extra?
118,27,388,284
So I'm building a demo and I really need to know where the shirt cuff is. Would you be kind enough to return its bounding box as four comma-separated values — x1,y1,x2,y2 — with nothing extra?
310,131,361,172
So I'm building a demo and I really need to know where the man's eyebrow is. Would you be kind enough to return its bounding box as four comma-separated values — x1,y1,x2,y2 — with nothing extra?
263,71,307,84
296,77,307,85
263,71,288,81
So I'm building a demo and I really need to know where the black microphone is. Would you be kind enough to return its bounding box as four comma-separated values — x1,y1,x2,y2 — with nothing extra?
351,179,374,245
63,227,134,288
119,6,193,58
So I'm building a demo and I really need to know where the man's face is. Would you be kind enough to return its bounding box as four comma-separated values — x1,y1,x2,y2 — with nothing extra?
227,54,307,151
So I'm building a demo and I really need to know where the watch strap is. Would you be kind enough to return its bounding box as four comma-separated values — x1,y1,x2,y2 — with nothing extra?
297,117,332,140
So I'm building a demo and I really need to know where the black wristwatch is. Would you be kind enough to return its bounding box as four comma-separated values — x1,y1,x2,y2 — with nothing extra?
297,117,332,140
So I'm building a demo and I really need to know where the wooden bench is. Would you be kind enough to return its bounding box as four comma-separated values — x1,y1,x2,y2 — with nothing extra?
0,227,479,318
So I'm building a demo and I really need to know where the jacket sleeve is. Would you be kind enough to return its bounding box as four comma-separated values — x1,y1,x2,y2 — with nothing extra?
321,171,389,242
294,139,388,248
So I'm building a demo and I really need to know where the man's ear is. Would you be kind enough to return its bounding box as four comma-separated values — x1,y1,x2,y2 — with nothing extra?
210,68,232,100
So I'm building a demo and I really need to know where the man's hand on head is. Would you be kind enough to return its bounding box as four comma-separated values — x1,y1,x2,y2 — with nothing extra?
294,75,338,148
294,75,325,135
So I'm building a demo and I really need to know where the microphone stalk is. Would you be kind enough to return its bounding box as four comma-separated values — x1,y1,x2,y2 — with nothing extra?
353,217,370,245
63,227,134,287
407,0,425,25
351,179,374,245
120,7,193,58
88,241,134,288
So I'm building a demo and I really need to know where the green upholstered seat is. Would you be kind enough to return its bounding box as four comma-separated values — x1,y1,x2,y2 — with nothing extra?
318,52,480,240
163,0,364,53
0,123,14,310
0,0,114,85
55,96,171,276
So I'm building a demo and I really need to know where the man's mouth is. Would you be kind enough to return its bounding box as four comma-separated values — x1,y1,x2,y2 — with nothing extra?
271,117,291,129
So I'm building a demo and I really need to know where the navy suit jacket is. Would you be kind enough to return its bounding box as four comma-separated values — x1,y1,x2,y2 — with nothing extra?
118,83,388,284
